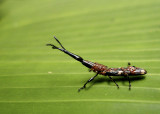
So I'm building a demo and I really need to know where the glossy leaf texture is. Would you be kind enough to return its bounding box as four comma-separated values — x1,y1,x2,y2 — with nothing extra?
0,0,160,113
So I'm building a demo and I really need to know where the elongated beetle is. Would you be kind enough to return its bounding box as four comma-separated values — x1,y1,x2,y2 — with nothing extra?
47,36,147,92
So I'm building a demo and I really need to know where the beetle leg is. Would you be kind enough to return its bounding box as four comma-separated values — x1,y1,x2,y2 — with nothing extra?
108,76,119,88
127,75,131,90
124,74,131,90
78,72,99,92
88,69,92,72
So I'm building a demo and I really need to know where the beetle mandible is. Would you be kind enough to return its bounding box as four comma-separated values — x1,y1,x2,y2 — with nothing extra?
47,36,147,92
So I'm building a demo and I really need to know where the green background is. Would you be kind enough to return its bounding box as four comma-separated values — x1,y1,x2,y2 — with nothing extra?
0,0,160,113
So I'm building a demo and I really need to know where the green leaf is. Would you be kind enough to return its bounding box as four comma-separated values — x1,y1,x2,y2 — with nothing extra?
0,0,160,113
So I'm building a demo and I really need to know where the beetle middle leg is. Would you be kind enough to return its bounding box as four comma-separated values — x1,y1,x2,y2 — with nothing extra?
108,76,119,88
78,72,99,92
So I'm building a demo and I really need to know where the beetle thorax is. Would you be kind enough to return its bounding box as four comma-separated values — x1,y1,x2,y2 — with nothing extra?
90,63,108,75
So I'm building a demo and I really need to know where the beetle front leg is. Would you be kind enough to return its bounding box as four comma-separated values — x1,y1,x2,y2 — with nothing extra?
108,76,119,88
78,72,99,92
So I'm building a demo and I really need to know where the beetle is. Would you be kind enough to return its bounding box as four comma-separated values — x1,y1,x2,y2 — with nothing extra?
47,36,147,92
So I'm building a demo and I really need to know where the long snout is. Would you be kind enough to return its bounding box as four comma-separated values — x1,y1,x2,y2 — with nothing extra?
141,69,147,75
134,69,147,75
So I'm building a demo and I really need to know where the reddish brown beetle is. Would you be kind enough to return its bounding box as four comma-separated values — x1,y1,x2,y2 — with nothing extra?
47,36,147,92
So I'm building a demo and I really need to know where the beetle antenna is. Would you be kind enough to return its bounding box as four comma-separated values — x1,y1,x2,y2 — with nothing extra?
46,44,59,49
54,36,66,50
46,36,66,50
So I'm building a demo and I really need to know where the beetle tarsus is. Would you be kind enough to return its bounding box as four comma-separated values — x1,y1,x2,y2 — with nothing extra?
78,72,99,92
129,85,131,90
78,86,86,92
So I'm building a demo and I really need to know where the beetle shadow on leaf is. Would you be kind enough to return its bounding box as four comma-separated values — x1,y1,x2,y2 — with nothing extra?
85,75,146,91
